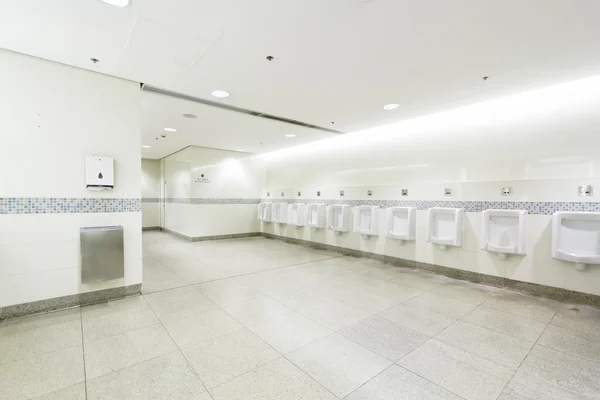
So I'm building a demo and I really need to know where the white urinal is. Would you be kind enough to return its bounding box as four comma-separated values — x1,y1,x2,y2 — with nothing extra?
287,203,307,227
328,205,350,235
427,207,464,250
355,206,380,238
386,207,416,242
307,204,326,229
258,202,273,222
552,212,600,271
273,202,288,224
481,209,527,259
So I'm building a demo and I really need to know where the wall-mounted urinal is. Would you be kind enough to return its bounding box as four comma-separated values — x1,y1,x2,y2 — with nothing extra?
328,204,350,235
355,206,380,238
307,203,326,229
481,209,527,259
273,202,288,224
427,208,464,250
552,212,600,271
385,207,416,242
258,202,273,222
287,203,307,227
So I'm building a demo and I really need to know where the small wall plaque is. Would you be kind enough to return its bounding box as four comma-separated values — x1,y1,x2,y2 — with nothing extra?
444,188,452,196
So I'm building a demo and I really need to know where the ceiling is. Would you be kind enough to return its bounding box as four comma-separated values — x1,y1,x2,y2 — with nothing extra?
1,0,600,159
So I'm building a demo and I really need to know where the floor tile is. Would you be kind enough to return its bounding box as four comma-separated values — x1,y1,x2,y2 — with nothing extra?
334,288,410,314
513,344,600,398
481,294,557,324
367,281,424,302
0,345,84,400
86,352,205,400
345,364,463,400
159,307,242,348
436,321,533,368
210,357,336,400
550,309,600,340
195,281,262,307
538,324,600,362
461,306,547,342
30,383,86,400
182,328,279,389
432,282,497,303
296,298,371,331
249,312,331,354
406,291,479,318
498,370,589,400
288,333,392,398
221,295,292,325
84,323,177,379
141,263,188,294
81,296,158,342
189,393,213,400
144,286,217,318
378,303,455,336
0,308,81,364
339,315,429,361
389,271,443,291
399,339,513,400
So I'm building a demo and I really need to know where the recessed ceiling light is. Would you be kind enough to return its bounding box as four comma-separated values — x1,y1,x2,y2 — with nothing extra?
285,134,296,138
183,113,197,118
383,104,400,110
100,0,130,7
164,128,177,132
211,90,230,98
141,145,151,149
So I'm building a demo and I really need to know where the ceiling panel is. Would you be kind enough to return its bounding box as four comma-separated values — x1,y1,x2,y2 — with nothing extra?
1,0,599,157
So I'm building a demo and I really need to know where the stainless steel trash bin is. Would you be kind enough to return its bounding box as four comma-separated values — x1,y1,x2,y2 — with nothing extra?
80,226,124,283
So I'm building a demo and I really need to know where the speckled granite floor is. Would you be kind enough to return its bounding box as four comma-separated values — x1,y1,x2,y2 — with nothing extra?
1,231,600,399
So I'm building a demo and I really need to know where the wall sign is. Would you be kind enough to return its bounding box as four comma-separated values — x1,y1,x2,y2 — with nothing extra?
194,173,211,184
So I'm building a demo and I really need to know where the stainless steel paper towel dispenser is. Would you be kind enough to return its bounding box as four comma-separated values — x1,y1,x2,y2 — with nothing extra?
80,226,124,283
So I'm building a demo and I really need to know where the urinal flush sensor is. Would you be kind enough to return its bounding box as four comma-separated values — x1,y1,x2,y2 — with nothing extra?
86,155,114,190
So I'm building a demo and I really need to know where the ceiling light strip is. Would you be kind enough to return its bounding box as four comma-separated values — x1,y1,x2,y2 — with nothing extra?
140,84,343,134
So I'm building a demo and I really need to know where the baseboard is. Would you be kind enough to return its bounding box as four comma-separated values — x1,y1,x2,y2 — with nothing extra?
161,228,262,242
142,226,160,231
0,284,142,321
261,233,600,308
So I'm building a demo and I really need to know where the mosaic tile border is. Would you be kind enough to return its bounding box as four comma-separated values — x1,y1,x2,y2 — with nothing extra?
0,198,141,215
141,197,160,203
259,199,600,216
164,198,261,205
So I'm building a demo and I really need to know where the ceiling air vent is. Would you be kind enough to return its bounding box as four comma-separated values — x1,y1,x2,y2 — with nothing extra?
140,84,343,134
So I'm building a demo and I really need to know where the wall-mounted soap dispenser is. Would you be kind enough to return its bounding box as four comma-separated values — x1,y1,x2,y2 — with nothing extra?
86,156,114,191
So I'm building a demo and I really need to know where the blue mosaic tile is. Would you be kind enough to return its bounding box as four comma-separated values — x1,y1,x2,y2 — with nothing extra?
1,198,141,215
258,199,600,216
164,198,261,205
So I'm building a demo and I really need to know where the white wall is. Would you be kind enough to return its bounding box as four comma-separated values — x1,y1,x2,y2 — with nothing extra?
163,146,266,238
142,158,161,228
0,49,142,308
261,75,600,297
